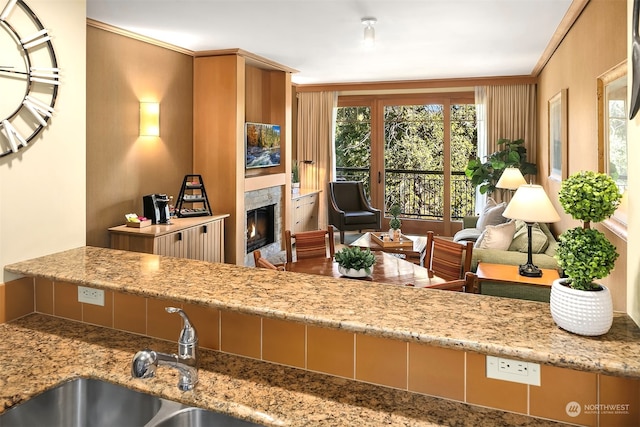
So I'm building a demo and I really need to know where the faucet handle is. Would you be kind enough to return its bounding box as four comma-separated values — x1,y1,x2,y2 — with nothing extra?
165,307,198,345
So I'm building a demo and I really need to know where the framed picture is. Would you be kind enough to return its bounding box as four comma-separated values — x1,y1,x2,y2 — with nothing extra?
548,89,568,181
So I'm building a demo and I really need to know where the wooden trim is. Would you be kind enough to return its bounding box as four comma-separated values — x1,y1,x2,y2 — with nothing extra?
195,48,298,73
530,0,590,76
295,76,537,93
86,18,194,55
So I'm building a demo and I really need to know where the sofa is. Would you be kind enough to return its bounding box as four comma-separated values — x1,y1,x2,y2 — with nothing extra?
453,198,559,272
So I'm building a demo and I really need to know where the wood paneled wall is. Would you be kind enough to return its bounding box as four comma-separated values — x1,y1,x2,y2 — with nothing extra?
86,25,194,248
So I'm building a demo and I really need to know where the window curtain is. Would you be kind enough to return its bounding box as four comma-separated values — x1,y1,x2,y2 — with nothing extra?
296,91,337,229
475,84,537,205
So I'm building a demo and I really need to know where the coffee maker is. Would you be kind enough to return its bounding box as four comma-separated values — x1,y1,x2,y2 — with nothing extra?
143,194,171,224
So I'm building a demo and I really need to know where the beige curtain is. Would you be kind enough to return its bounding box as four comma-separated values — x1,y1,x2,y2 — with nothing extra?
478,84,537,203
296,91,337,229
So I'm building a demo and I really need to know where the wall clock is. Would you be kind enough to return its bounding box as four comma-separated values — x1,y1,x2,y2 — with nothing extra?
0,0,59,157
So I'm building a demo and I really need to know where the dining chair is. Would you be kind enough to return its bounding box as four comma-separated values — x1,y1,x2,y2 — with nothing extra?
285,225,335,263
422,272,478,293
425,231,473,281
252,249,284,271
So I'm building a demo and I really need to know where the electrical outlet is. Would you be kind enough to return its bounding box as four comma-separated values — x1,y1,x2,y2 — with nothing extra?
486,355,540,386
78,286,105,306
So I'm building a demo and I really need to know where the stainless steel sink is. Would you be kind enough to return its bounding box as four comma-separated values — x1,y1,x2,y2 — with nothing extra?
0,378,264,427
154,408,263,427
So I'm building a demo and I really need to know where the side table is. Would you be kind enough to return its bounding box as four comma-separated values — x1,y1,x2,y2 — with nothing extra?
475,262,560,302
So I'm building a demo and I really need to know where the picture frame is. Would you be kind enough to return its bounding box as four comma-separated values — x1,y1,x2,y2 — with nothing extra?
548,89,568,181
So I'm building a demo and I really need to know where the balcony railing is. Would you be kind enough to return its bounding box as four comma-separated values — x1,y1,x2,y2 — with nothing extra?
336,167,476,220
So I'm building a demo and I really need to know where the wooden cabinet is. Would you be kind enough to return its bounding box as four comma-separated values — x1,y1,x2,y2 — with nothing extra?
108,215,229,263
292,190,319,233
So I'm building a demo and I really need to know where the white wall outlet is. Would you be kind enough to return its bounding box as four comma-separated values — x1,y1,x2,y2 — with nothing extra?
486,355,540,386
78,286,105,306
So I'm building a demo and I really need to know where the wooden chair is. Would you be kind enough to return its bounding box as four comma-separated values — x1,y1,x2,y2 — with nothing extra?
252,250,284,271
423,272,478,293
285,225,335,263
425,231,473,281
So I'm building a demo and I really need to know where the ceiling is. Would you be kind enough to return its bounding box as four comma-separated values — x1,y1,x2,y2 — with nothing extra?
86,0,575,85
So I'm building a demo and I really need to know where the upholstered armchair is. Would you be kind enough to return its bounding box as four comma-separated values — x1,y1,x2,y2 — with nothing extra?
328,181,382,244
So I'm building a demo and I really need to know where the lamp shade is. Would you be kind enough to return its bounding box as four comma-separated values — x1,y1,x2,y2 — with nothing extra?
503,184,560,223
496,167,527,190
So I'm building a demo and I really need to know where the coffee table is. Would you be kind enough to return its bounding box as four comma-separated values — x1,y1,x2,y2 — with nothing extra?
350,232,427,266
475,262,560,302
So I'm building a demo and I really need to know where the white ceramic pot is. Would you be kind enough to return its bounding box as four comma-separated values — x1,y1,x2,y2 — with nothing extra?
549,278,613,336
338,265,372,278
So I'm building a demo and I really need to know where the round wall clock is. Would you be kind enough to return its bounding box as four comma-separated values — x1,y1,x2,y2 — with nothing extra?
0,0,59,157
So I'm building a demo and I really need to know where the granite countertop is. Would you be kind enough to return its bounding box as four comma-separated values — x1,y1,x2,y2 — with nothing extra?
0,314,567,426
6,246,640,379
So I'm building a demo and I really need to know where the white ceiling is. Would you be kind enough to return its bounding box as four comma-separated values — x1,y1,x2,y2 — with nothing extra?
86,0,574,85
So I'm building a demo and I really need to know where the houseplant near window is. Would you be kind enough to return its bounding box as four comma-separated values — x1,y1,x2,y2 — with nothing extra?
334,246,376,278
551,171,622,336
388,204,402,241
465,138,537,195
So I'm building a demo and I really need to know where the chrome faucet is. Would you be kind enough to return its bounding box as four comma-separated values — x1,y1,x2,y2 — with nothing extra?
131,307,198,391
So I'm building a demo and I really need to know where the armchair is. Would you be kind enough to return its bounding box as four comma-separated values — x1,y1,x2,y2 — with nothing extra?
328,181,382,244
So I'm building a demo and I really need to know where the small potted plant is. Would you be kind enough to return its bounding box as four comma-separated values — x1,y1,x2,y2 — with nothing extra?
388,204,402,241
334,246,376,278
551,171,622,336
291,161,300,194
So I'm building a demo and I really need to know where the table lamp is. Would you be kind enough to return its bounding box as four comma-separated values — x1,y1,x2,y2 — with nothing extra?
496,167,527,190
502,184,560,277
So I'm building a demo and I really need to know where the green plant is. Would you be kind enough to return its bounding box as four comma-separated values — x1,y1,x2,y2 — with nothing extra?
334,246,376,274
291,161,299,184
555,171,622,290
465,138,537,195
389,204,401,230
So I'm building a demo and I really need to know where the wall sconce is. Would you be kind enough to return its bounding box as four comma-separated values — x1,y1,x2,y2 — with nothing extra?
140,102,160,137
361,17,377,47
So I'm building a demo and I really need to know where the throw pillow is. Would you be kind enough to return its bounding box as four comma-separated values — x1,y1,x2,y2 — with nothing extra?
508,221,550,253
475,220,516,250
476,199,507,230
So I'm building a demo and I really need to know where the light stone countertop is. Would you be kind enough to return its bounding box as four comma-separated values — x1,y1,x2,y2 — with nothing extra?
0,314,567,426
5,245,640,380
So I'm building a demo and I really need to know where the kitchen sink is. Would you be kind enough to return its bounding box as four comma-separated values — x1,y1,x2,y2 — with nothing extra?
0,378,264,427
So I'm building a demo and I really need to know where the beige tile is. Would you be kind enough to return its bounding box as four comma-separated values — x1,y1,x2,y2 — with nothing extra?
307,325,354,378
529,364,596,426
598,374,640,427
53,281,81,321
147,298,182,341
408,343,464,401
82,289,113,328
113,292,146,335
262,318,305,368
4,277,34,321
355,334,407,389
220,310,261,359
183,303,219,350
35,277,54,315
466,352,527,414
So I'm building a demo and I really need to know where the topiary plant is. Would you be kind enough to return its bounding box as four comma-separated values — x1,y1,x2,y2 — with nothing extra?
389,204,402,230
555,171,622,291
334,246,376,274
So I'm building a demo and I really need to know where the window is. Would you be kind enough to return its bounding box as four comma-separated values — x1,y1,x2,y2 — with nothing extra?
597,61,628,236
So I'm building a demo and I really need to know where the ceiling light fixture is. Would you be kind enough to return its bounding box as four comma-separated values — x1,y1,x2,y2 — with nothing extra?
361,17,377,47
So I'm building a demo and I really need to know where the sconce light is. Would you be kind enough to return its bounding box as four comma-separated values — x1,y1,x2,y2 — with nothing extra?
140,102,160,137
361,17,377,47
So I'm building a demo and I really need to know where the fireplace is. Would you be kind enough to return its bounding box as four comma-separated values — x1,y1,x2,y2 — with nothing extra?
246,204,275,252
